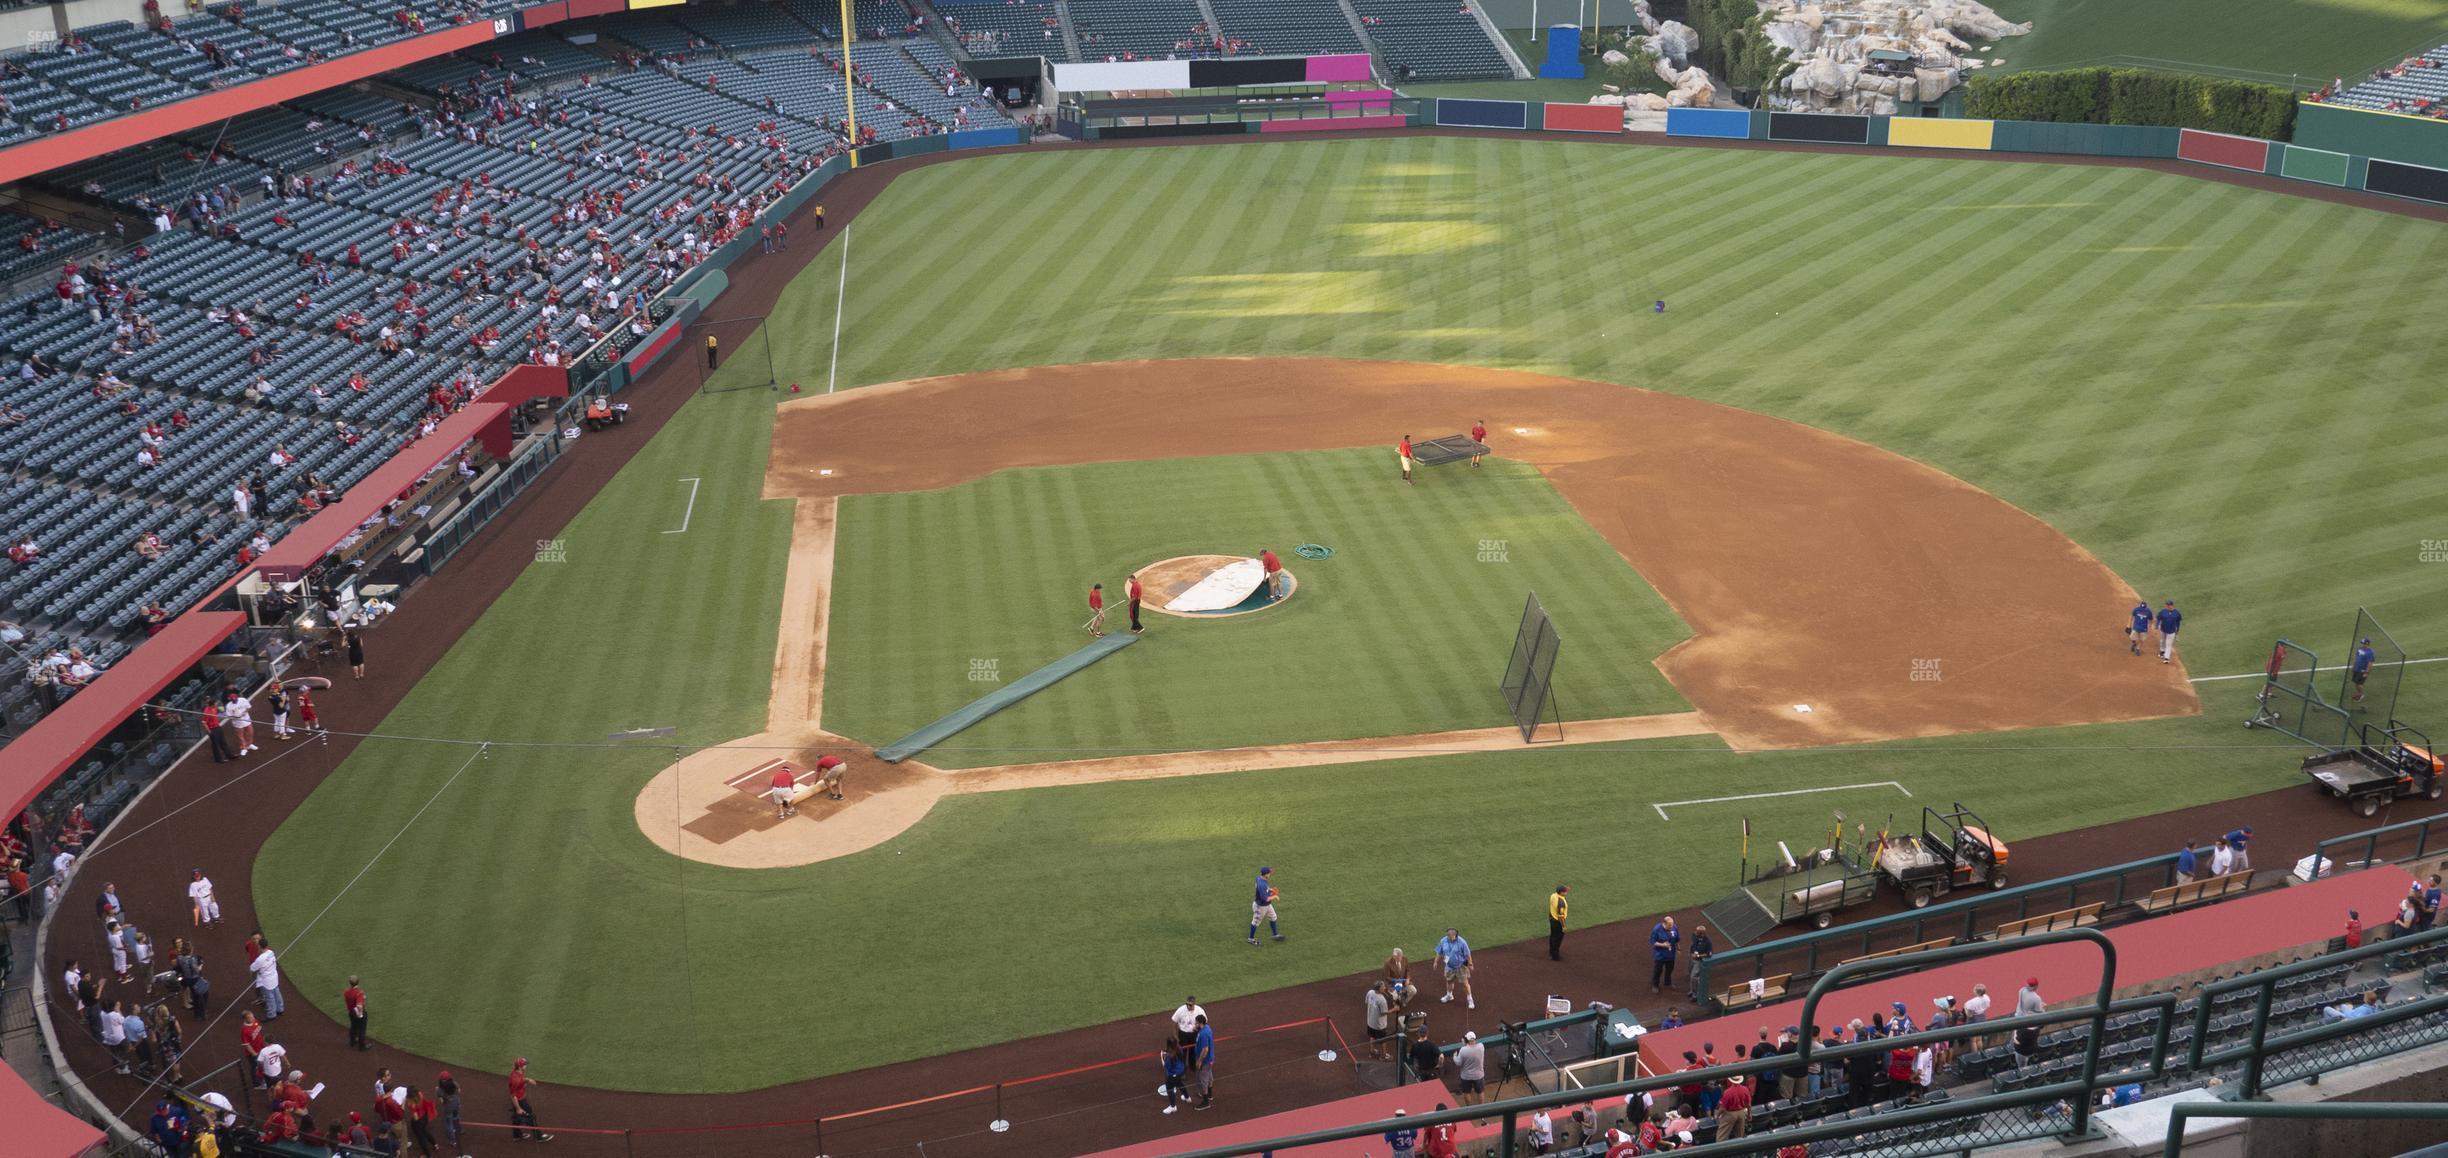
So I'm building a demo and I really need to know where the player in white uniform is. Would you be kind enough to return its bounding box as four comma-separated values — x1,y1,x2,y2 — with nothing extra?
188,869,221,926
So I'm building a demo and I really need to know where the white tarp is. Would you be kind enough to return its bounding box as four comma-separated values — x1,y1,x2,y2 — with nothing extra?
1165,558,1265,612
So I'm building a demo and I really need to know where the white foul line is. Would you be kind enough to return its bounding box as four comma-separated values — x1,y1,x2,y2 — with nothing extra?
664,477,701,534
827,225,851,394
1653,780,1912,821
2189,655,2448,684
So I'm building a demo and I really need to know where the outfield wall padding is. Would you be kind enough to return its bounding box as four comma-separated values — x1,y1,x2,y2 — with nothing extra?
1665,107,1749,139
2363,158,2448,205
1097,121,1253,139
2296,101,2448,171
1434,98,1528,129
1258,114,1407,133
1986,120,2178,158
1887,117,1993,150
1770,112,1869,144
876,632,1142,762
1542,102,1621,133
2278,144,2351,187
2178,128,2271,172
949,125,1026,150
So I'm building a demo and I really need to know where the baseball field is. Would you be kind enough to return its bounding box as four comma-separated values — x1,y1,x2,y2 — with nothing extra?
250,134,2448,1097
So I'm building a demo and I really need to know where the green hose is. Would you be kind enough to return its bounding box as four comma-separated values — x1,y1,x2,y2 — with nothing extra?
1294,544,1333,560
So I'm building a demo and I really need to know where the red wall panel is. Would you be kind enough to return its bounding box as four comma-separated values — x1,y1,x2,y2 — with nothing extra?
1542,102,1623,134
2178,128,2271,172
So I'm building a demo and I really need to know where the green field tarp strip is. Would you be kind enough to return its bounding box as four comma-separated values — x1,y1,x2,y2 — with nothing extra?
875,632,1142,762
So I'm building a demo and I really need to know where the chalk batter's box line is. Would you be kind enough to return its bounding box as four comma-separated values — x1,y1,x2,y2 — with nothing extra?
725,758,815,796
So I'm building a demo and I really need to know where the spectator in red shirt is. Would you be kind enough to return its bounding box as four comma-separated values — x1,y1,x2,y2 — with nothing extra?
2345,909,2364,949
1717,1073,1755,1138
406,1086,440,1155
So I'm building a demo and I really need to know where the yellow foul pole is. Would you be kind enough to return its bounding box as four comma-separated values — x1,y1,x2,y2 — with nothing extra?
841,0,858,166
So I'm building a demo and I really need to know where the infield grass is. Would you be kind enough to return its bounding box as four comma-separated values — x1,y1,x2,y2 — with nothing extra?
258,137,2448,1090
823,450,1691,766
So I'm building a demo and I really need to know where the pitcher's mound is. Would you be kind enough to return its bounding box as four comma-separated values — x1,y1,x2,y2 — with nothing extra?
1140,554,1296,618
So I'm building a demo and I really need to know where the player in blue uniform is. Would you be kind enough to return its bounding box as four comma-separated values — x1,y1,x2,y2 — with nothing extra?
2127,600,2152,657
2352,638,2377,705
2155,601,2183,665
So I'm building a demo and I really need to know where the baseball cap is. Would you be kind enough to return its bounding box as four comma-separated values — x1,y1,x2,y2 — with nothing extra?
1464,1031,1477,1042
1259,866,1271,875
2350,911,2360,920
2026,977,2040,988
1557,883,1570,893
1393,1109,1407,1117
514,1057,528,1068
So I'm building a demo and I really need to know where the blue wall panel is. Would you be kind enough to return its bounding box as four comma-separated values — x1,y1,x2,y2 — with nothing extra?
1435,98,1529,130
1665,107,1749,139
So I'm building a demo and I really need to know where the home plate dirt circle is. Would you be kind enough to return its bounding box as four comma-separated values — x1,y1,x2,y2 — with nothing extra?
1138,553,1297,618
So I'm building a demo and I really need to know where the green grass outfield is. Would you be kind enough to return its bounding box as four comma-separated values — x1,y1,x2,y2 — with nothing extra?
1985,0,2448,84
258,137,2448,1090
824,450,1690,766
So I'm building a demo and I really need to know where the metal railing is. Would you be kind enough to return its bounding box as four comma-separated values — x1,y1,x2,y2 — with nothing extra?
2163,1101,2448,1157
1691,852,2187,1003
2185,922,2448,1098
2313,813,2448,874
1180,929,2144,1158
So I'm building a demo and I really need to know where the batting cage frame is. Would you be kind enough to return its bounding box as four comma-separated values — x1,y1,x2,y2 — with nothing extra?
1499,592,1563,743
687,313,778,394
2248,609,2410,751
2344,608,2409,725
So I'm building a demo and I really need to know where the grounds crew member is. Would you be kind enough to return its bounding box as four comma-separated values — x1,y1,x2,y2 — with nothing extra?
706,333,719,369
1548,883,1570,960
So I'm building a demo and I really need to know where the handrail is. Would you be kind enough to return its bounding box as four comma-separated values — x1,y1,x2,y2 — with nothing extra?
1169,932,2161,1158
1796,927,2117,1138
2312,812,2448,874
2185,921,2448,1096
2164,1101,2448,1157
1693,851,2184,1002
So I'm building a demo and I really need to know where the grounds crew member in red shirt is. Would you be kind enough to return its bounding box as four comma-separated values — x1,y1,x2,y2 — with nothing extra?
1398,434,1415,484
1086,583,1106,637
1125,572,1144,634
815,754,846,799
768,763,800,819
1470,419,1487,467
508,1057,551,1141
343,975,368,1050
1260,549,1283,602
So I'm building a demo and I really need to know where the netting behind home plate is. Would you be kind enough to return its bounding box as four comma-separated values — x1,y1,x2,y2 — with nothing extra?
446,1017,1344,1158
